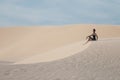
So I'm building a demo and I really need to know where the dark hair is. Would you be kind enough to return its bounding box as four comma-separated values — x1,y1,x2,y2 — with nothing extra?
93,28,96,32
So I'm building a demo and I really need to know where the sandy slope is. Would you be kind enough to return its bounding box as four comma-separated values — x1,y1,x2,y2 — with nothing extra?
0,24,120,63
15,41,91,64
0,38,120,80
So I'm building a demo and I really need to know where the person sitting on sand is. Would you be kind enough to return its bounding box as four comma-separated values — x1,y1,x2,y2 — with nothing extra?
86,28,98,42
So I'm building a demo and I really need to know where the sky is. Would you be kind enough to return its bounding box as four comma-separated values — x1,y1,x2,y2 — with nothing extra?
0,0,120,27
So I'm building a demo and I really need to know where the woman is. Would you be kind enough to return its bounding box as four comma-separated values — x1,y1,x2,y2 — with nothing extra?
86,29,98,41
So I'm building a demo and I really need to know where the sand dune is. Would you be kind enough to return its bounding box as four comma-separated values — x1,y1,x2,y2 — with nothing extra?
0,38,120,80
0,24,120,80
0,24,120,63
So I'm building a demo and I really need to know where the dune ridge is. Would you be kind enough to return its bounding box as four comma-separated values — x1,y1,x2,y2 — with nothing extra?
15,41,91,64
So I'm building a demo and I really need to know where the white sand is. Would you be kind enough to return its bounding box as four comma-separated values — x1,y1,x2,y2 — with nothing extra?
15,41,91,64
0,38,120,80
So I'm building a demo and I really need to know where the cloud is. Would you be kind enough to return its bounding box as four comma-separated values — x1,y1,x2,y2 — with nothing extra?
0,0,120,27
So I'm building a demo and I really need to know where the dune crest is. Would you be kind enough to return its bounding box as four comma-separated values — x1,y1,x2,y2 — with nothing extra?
15,41,91,64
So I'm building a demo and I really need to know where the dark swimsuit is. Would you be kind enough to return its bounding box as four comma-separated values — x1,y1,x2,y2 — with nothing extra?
92,35,96,40
88,34,97,41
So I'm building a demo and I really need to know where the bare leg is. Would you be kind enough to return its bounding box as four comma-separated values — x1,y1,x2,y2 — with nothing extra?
84,36,92,45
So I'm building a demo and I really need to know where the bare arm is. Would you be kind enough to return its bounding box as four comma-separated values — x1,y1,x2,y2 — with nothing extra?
86,34,93,40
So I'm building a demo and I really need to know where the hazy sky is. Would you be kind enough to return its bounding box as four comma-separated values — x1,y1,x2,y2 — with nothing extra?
0,0,120,26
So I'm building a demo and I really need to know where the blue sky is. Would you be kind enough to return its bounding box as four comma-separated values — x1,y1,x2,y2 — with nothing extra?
0,0,120,27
